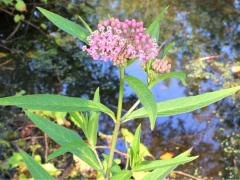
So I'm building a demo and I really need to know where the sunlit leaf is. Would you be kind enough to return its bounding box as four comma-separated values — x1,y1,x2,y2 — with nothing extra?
142,148,193,180
19,150,54,180
125,76,157,130
123,86,240,122
0,94,115,120
37,7,89,43
133,155,198,172
15,0,26,12
129,124,142,168
26,112,101,170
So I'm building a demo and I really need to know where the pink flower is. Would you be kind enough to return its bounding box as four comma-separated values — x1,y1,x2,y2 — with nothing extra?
82,18,159,66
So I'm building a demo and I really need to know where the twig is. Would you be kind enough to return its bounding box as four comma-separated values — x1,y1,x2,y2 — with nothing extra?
0,60,12,68
11,136,44,142
174,171,204,180
0,7,46,36
198,55,220,61
44,134,49,162
95,145,128,158
6,23,21,40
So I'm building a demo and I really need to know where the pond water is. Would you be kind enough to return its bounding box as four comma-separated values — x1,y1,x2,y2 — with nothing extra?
0,0,240,179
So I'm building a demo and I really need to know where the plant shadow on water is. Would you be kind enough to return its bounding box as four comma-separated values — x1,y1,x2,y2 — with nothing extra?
0,0,240,178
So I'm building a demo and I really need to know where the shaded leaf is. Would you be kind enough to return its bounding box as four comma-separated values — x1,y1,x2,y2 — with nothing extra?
146,6,169,41
149,71,187,88
37,7,89,43
26,112,101,170
125,76,157,130
19,150,54,180
112,170,132,180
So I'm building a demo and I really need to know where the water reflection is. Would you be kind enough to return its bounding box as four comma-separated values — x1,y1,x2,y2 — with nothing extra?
0,0,240,178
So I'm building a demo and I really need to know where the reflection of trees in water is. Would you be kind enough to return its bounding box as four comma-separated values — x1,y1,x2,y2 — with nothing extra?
1,0,240,178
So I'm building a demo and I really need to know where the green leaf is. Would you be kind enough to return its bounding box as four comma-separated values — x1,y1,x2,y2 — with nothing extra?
0,94,115,120
26,112,101,170
125,76,157,130
129,124,142,168
146,6,169,41
149,71,187,88
112,170,132,180
142,148,193,180
133,155,198,172
19,150,54,180
123,86,240,122
48,141,81,161
162,41,175,58
88,87,100,146
37,7,89,43
77,15,92,33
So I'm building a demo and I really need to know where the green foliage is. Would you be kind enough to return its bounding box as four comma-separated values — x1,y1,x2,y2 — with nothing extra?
123,86,240,122
26,112,102,171
111,170,132,180
149,71,187,88
19,150,54,180
69,88,100,146
37,7,89,43
129,125,142,168
146,6,169,41
125,76,157,129
0,94,115,120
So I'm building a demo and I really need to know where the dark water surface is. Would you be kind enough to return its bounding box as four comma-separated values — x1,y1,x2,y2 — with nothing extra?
0,0,240,179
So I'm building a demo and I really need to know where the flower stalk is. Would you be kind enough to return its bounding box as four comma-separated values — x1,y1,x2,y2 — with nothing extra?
106,67,125,179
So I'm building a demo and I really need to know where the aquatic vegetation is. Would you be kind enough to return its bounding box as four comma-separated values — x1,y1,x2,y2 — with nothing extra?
0,6,240,180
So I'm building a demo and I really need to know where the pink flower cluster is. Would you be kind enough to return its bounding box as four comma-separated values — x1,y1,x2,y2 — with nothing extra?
152,59,171,73
82,18,159,66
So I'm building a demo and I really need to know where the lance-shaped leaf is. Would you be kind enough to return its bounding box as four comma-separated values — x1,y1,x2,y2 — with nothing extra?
37,7,89,43
0,94,115,120
19,150,54,180
146,6,169,41
125,76,157,130
142,148,193,180
129,124,142,168
88,87,100,146
149,71,187,88
133,155,198,172
26,112,102,170
122,86,240,122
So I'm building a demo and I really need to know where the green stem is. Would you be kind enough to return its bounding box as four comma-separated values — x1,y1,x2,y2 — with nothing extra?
106,68,125,179
122,100,140,120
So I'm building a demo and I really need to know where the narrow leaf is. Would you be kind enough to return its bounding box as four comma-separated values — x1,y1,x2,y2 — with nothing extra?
146,6,169,41
125,76,157,129
0,94,115,120
19,150,54,180
142,148,193,180
37,7,89,43
162,41,175,58
88,87,100,146
149,71,187,88
133,156,198,172
130,124,142,168
26,112,101,170
77,15,92,33
123,86,240,122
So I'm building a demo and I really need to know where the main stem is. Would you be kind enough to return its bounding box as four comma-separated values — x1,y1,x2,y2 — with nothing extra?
106,68,125,179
